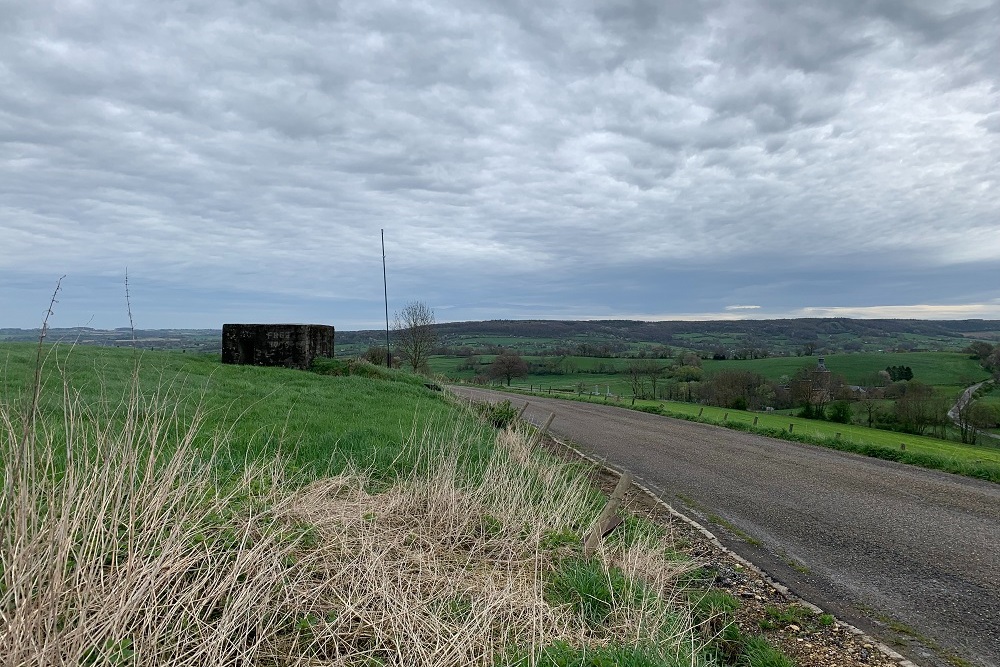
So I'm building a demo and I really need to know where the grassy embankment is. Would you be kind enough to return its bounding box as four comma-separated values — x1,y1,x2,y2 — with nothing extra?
1,343,800,666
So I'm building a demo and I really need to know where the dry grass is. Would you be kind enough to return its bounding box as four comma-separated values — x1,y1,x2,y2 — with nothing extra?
1,377,704,666
0,380,312,666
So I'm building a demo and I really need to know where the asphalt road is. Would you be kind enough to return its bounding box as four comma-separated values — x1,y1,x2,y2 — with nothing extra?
451,387,1000,667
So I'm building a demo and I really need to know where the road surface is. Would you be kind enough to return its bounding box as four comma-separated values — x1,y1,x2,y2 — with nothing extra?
451,387,1000,667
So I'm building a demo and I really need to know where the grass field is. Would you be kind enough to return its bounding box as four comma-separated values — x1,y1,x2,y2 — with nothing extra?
2,342,805,666
431,352,988,399
700,352,988,387
1,342,482,481
429,354,638,397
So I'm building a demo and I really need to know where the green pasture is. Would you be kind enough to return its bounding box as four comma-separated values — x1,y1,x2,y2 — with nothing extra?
431,352,988,409
511,375,633,397
432,351,987,389
700,352,987,386
1,343,491,482
429,354,634,389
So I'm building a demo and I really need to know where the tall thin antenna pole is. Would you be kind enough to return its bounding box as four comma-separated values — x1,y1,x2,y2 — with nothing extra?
382,229,391,367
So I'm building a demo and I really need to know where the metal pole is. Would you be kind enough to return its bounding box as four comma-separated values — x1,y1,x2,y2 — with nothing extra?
382,229,391,368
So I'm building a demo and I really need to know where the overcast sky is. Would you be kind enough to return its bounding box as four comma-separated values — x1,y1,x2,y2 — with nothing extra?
2,0,999,330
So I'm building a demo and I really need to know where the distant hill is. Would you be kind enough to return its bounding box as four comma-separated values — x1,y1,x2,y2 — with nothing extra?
337,318,1000,357
6,318,999,357
0,328,222,353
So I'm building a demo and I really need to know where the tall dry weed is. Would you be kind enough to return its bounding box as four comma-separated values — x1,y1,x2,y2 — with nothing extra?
2,371,702,666
0,378,311,666
278,423,701,665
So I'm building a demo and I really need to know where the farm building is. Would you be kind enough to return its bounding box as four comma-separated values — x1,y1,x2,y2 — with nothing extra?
221,324,334,370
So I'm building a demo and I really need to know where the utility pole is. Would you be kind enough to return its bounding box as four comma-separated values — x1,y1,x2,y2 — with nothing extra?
381,229,391,368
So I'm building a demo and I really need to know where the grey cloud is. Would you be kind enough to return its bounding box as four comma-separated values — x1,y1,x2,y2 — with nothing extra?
706,2,875,75
978,113,1000,133
1,0,998,328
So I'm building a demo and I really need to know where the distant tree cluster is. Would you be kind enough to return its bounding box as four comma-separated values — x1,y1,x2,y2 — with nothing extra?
965,342,1000,379
884,365,914,382
360,345,398,368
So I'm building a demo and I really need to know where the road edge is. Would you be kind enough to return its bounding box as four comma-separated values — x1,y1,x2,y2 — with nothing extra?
546,432,922,667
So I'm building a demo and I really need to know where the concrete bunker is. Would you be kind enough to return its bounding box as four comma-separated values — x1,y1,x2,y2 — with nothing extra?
221,324,334,370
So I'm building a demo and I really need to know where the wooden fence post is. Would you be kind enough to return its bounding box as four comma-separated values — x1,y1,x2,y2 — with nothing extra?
517,402,529,419
753,416,758,426
583,471,633,557
530,412,556,447
788,423,794,432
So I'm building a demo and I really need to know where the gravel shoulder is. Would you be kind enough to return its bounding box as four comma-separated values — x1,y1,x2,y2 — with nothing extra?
450,387,1000,667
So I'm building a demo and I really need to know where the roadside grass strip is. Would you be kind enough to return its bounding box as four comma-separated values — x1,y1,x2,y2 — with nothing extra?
651,401,1000,481
499,387,1000,483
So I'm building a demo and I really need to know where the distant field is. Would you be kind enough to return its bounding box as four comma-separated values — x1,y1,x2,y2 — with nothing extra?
431,352,989,402
700,352,988,386
429,354,637,396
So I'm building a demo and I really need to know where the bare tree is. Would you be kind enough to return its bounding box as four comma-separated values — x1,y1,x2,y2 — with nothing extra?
626,361,647,399
858,397,881,428
632,359,667,399
894,381,946,436
957,397,979,444
393,301,436,373
488,350,528,386
703,369,767,410
957,394,1000,444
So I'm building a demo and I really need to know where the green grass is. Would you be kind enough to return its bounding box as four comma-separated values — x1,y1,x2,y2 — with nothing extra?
700,352,988,386
0,341,795,667
545,557,650,627
431,352,989,403
688,590,741,621
505,640,705,667
0,343,489,483
651,401,1000,467
428,354,636,393
757,605,813,630
739,636,796,667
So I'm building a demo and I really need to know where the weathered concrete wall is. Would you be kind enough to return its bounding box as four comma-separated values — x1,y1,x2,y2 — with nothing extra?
221,324,335,370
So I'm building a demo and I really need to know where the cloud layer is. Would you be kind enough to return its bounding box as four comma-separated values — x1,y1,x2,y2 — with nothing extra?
2,0,998,328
